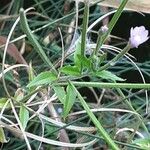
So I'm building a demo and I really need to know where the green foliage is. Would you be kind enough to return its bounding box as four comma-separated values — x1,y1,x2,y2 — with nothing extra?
20,8,57,73
63,82,77,118
74,40,82,67
95,0,129,49
27,71,57,87
94,70,124,81
0,127,7,143
53,86,66,104
60,65,80,76
19,106,29,129
0,98,10,108
133,138,150,149
77,54,92,69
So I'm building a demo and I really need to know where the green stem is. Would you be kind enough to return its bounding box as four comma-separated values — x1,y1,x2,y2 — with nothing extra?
94,28,105,56
70,81,120,150
81,0,89,57
57,81,150,89
99,43,131,71
97,0,129,49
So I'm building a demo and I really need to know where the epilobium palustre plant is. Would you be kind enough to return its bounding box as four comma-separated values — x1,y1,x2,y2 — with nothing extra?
1,0,150,150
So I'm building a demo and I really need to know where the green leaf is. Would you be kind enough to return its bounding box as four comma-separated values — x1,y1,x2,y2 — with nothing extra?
0,127,7,143
92,53,107,69
60,66,80,76
20,8,57,73
63,83,77,118
91,55,101,70
45,125,58,139
0,98,10,109
74,41,82,68
69,81,120,150
19,106,29,129
95,70,124,81
4,72,14,82
27,71,57,87
77,54,91,69
133,138,150,149
53,86,66,104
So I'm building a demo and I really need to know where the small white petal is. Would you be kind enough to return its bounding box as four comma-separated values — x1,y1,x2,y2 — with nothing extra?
129,26,149,48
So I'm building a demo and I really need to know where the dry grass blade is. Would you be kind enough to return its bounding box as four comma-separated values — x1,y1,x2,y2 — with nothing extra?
9,100,32,150
0,64,28,79
69,108,140,116
0,121,97,148
116,128,144,139
39,114,96,132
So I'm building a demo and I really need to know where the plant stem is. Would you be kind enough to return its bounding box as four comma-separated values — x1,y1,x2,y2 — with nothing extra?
97,0,129,49
57,81,150,89
99,43,131,71
81,0,89,57
70,81,120,150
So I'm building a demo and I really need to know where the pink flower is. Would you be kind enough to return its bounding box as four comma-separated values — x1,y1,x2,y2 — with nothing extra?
129,26,149,48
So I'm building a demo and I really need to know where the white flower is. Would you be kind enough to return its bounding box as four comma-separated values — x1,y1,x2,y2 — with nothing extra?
129,26,149,48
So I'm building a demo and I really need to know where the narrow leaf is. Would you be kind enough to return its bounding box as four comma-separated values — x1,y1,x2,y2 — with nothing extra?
19,8,57,73
0,127,8,143
74,41,82,67
27,71,57,87
0,98,10,108
19,106,29,129
63,83,77,118
53,86,66,104
60,66,80,76
95,70,124,81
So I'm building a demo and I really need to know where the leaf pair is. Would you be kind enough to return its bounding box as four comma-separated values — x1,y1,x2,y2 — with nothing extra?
27,71,77,119
53,84,77,119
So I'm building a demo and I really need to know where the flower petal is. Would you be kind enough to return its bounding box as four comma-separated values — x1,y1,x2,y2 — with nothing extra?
129,26,149,48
